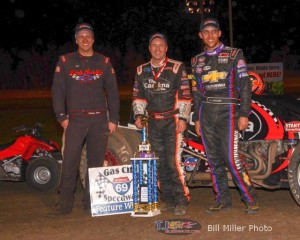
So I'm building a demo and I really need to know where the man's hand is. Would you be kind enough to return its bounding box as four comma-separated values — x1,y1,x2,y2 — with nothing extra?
109,122,117,133
177,119,187,133
61,119,69,129
195,120,201,136
135,117,143,129
238,116,249,131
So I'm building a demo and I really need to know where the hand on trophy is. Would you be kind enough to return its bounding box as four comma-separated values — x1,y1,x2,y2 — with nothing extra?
135,114,148,129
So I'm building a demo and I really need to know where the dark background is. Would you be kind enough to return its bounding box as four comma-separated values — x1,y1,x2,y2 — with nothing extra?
0,0,299,88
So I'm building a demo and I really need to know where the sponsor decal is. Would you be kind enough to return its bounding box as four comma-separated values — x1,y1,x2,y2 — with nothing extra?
188,74,196,81
191,57,197,65
233,130,243,171
196,67,203,74
181,76,188,81
156,219,201,235
242,172,251,186
203,66,211,71
164,67,173,71
143,78,171,92
202,70,227,82
198,57,205,63
285,121,300,132
181,85,190,90
231,49,238,58
205,83,226,90
239,72,249,78
144,67,152,72
237,67,248,73
219,52,229,57
181,80,190,85
237,59,246,68
191,79,197,87
218,58,228,64
182,90,191,96
69,69,103,76
69,69,104,83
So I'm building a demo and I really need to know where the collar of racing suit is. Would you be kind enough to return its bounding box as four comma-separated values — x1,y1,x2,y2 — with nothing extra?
205,43,225,56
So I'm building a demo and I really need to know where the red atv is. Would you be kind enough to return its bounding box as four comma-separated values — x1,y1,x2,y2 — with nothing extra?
0,123,62,191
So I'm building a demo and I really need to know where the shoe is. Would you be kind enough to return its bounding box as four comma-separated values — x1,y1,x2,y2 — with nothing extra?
206,202,232,214
159,202,175,211
60,207,72,215
174,205,187,216
246,202,259,215
54,202,72,215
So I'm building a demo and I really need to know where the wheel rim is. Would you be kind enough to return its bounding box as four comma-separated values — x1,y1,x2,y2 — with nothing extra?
33,167,51,184
297,161,300,187
103,149,119,166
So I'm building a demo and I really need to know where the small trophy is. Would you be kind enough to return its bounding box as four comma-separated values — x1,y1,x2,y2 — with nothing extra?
131,115,161,217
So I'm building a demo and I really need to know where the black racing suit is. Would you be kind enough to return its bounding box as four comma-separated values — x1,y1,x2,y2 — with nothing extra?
132,58,191,206
52,52,119,209
191,43,257,205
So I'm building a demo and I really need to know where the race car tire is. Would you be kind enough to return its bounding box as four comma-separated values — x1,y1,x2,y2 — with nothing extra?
26,156,60,191
288,143,300,206
79,128,140,188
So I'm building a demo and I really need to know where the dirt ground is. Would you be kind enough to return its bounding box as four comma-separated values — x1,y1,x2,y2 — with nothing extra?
1,180,299,240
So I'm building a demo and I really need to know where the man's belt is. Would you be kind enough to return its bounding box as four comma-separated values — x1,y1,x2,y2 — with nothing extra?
201,96,239,104
69,110,106,116
149,109,179,120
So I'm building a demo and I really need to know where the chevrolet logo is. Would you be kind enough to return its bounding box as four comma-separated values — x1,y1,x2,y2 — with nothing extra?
202,71,227,82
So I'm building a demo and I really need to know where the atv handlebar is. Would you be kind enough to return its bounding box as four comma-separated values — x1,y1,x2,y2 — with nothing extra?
12,123,42,137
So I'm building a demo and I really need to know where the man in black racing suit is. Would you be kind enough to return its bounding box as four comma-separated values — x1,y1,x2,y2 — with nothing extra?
191,18,259,214
132,33,191,216
52,23,119,214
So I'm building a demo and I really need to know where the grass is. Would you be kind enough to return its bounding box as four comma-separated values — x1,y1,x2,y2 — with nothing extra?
0,98,133,146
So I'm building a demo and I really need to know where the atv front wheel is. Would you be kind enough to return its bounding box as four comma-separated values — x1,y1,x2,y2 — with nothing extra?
288,144,300,206
26,156,60,191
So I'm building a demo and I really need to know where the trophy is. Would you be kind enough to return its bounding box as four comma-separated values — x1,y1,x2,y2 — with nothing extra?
131,115,161,217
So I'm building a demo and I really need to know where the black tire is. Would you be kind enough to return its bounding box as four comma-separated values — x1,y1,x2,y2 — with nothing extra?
288,144,300,206
26,156,60,191
79,128,141,188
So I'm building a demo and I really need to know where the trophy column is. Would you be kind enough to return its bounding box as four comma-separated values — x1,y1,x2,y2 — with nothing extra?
131,116,161,217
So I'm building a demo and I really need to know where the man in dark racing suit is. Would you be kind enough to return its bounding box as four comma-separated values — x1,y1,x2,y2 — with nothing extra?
132,33,191,215
52,23,119,214
191,18,259,214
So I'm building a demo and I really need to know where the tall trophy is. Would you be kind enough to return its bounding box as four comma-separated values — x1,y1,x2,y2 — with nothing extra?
131,115,161,217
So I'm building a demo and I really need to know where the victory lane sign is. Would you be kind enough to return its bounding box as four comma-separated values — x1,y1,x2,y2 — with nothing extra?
89,165,133,217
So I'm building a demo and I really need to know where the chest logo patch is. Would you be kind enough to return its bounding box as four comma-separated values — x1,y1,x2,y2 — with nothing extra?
202,71,227,82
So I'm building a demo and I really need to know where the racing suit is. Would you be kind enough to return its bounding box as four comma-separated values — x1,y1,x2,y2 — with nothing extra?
52,52,119,209
191,43,257,205
132,58,191,206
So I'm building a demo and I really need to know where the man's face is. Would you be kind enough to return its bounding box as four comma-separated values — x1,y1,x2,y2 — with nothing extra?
149,37,168,62
199,26,221,51
75,30,94,53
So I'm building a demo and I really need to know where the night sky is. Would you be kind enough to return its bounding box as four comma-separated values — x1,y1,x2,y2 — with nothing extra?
1,0,300,64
